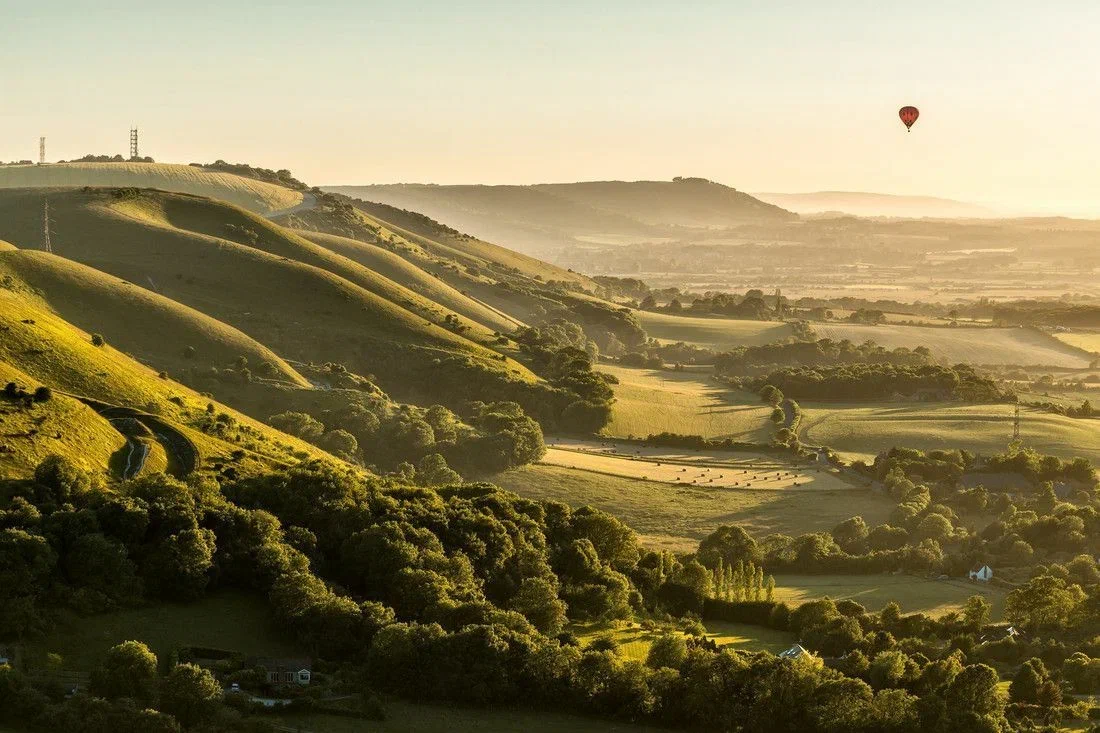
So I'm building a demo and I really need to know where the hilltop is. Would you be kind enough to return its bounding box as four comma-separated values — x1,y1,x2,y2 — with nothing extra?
325,178,795,256
0,162,304,215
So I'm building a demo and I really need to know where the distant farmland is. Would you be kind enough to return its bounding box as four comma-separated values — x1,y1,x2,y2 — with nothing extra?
800,402,1100,463
814,322,1092,367
635,311,794,348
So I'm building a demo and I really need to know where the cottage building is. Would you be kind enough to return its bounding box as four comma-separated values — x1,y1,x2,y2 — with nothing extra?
969,565,993,582
246,657,312,686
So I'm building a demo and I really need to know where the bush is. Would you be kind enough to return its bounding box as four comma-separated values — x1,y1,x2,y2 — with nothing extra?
91,333,106,347
32,386,52,402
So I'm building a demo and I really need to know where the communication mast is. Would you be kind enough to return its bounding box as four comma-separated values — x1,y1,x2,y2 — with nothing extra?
42,198,51,253
130,128,139,159
39,137,46,165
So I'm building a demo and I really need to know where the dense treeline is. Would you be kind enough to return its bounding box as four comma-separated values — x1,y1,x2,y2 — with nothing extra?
715,338,934,375
991,302,1100,328
748,363,1010,402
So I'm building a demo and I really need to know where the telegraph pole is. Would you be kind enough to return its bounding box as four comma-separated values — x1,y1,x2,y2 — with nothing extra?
42,197,52,253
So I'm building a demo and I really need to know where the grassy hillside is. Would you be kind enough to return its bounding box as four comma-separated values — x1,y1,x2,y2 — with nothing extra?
599,364,771,440
0,249,308,386
1054,330,1100,355
814,322,1093,367
0,282,338,477
800,402,1100,463
636,311,795,348
295,229,522,334
0,162,303,215
0,189,540,409
0,361,125,479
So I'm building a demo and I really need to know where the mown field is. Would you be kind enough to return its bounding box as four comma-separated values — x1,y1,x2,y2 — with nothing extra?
635,311,794,348
574,620,794,662
1054,331,1100,355
24,592,302,674
599,364,772,440
0,162,303,215
771,574,1007,619
799,402,1100,463
813,322,1092,367
491,463,893,552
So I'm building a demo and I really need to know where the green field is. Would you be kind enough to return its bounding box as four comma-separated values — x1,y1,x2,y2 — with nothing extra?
0,162,302,215
575,621,794,662
814,322,1092,367
599,364,771,440
800,402,1100,463
771,574,1007,619
635,311,794,349
490,463,893,552
25,592,302,674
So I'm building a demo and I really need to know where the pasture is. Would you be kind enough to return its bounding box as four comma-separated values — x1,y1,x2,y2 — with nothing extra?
813,322,1092,367
799,402,1100,464
574,620,794,662
635,311,794,348
771,574,1007,619
491,461,893,552
24,592,302,674
599,364,772,440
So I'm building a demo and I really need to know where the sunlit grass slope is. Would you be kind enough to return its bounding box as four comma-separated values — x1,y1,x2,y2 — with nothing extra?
0,189,537,404
0,162,303,214
635,311,795,348
297,229,522,334
0,284,338,476
0,249,308,385
0,360,125,479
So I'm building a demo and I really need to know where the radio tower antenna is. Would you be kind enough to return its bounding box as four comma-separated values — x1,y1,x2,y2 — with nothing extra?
129,127,139,160
42,197,52,253
39,137,46,165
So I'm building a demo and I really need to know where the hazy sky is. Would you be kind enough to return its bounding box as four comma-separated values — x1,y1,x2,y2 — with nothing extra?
2,1,1098,215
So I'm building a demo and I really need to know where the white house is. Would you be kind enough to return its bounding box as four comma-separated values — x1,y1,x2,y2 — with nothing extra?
969,565,993,582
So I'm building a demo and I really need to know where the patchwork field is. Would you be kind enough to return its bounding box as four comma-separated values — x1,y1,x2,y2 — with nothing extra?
24,592,302,674
800,402,1100,463
771,574,1007,619
491,460,892,552
599,364,772,440
814,322,1092,367
635,311,794,348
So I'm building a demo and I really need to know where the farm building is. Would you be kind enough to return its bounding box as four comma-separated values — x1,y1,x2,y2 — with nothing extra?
778,644,809,660
246,657,312,686
969,565,993,582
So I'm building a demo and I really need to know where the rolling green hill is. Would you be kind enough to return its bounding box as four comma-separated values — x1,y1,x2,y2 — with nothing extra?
0,188,542,410
0,162,303,215
0,249,308,386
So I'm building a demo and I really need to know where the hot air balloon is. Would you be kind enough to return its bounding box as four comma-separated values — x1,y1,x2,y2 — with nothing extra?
899,106,919,131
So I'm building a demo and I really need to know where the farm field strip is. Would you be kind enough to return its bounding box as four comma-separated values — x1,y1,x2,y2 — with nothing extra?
770,574,1007,619
541,446,853,492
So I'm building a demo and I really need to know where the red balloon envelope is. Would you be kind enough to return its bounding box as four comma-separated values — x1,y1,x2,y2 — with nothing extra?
899,106,919,131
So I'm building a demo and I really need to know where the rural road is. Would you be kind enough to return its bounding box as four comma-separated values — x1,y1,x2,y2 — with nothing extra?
266,191,316,219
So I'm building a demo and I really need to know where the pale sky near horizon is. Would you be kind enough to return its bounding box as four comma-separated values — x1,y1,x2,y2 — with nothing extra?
2,1,1098,215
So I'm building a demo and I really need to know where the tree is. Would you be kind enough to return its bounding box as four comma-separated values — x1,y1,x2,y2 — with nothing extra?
760,384,783,407
159,663,221,728
33,454,92,503
89,641,159,704
318,428,359,459
511,577,567,635
91,333,106,347
32,386,51,402
415,453,461,486
943,663,1007,731
1006,574,1084,629
698,525,761,568
963,595,991,630
1008,658,1046,704
645,633,687,670
269,411,324,442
